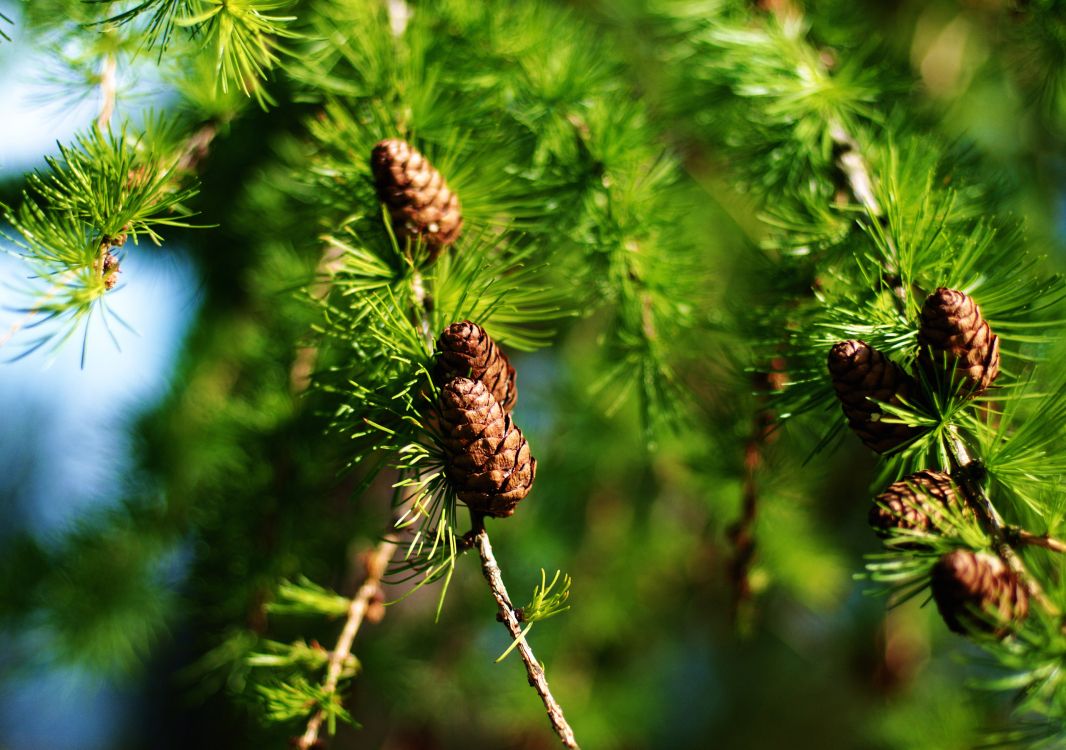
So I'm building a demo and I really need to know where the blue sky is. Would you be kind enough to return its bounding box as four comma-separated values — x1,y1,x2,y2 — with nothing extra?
0,4,202,747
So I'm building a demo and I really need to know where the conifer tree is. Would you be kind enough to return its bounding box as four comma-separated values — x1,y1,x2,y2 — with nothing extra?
3,1,1066,748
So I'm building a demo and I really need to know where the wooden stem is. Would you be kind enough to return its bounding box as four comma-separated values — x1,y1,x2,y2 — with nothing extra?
470,518,580,749
295,536,399,749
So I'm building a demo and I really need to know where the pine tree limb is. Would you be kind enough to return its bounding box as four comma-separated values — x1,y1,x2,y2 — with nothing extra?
947,434,1061,617
174,120,220,175
1009,529,1066,554
728,432,762,623
759,1,892,262
289,243,347,394
467,516,580,749
829,122,882,219
728,362,785,623
96,52,117,129
295,535,398,750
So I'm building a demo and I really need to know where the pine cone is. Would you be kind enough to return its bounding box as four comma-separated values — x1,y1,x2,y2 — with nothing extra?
917,288,1000,395
438,378,535,518
869,470,968,543
371,139,462,257
434,322,517,413
828,340,921,453
931,550,1029,638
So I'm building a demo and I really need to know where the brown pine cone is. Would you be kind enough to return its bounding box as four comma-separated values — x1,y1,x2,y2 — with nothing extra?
438,378,535,518
917,288,1000,396
931,550,1029,638
869,470,968,543
434,322,517,413
828,340,921,453
371,139,462,257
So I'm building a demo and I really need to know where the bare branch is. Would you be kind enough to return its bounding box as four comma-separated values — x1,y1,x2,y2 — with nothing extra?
295,536,399,750
1009,528,1066,554
469,519,580,749
96,53,117,130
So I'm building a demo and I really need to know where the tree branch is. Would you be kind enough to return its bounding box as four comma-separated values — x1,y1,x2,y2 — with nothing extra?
468,518,580,749
728,361,785,624
1009,529,1066,554
728,431,763,621
96,53,117,130
946,434,1060,616
828,122,882,219
295,535,399,750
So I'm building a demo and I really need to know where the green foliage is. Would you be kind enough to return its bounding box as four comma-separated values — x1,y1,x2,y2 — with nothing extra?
96,0,298,106
267,577,351,618
496,569,571,662
1,119,201,360
6,0,1066,748
256,675,357,733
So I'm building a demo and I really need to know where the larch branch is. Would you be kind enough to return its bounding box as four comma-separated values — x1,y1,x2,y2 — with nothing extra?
295,535,399,750
947,435,1060,617
96,53,117,130
1011,530,1066,554
470,520,580,749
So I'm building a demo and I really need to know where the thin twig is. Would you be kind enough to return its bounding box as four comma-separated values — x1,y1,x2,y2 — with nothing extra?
728,433,762,621
289,243,348,394
828,122,882,219
1010,529,1066,554
727,362,785,622
386,0,411,37
468,517,580,749
96,53,117,130
946,434,1060,616
412,268,434,349
295,535,399,750
174,121,220,175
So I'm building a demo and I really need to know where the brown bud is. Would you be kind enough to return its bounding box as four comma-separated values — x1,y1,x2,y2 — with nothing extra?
438,378,535,518
931,550,1029,638
101,250,120,290
371,139,462,258
828,340,921,453
869,470,968,544
434,322,517,413
917,288,1000,396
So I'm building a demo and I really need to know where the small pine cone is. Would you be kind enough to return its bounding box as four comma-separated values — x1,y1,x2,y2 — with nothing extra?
371,139,462,257
918,288,1000,395
869,470,968,544
828,340,921,453
438,378,536,518
931,550,1029,638
434,322,517,412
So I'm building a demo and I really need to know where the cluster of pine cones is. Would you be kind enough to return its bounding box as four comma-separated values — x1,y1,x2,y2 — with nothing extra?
869,470,1028,638
432,321,536,519
828,287,1000,454
829,289,1028,638
369,139,533,519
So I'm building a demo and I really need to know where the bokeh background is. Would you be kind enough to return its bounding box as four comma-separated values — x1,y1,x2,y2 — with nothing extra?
2,1,1066,748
